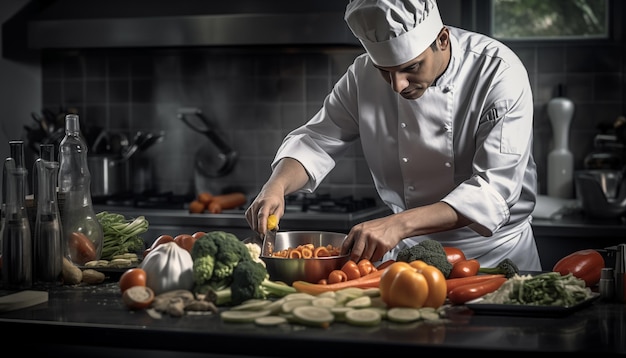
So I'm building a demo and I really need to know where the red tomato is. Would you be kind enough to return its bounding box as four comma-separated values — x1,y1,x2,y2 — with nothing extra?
68,232,97,265
443,247,466,265
174,234,197,253
143,235,174,258
119,268,148,293
448,259,480,279
192,231,206,240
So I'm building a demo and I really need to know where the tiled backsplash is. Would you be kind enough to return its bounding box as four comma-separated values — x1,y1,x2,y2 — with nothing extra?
41,39,625,200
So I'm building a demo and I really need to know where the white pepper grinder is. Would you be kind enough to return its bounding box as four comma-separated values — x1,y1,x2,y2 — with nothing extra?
547,85,575,199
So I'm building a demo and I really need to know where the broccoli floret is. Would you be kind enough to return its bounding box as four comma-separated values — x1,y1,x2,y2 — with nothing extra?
190,233,217,260
207,260,296,306
478,258,519,278
396,239,453,278
190,231,254,294
193,256,215,285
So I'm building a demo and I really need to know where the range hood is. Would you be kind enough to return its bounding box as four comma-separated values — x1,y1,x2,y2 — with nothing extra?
7,0,361,51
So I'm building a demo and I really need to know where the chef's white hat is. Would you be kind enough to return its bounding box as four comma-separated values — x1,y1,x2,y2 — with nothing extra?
345,0,444,67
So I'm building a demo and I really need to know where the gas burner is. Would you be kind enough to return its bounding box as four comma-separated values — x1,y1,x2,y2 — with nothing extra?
284,193,378,213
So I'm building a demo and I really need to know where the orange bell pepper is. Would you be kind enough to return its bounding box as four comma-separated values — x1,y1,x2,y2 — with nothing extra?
380,260,447,309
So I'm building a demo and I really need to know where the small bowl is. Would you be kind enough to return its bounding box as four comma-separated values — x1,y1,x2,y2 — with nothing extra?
261,231,349,285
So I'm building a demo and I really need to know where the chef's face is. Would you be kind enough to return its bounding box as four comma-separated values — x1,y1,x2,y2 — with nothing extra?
375,28,450,100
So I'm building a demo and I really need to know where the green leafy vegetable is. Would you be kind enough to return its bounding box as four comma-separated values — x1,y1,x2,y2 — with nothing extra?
96,211,148,260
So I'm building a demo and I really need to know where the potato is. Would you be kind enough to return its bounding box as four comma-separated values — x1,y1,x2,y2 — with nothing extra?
62,257,82,285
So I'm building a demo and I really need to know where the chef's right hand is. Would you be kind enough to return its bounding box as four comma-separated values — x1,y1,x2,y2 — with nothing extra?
245,184,285,236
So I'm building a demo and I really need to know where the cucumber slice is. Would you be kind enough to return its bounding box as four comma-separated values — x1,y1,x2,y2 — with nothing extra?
419,310,442,321
386,307,422,323
311,297,337,308
282,293,316,301
254,315,288,326
330,306,354,321
345,295,371,308
281,298,312,313
220,309,271,323
345,308,382,327
292,306,334,327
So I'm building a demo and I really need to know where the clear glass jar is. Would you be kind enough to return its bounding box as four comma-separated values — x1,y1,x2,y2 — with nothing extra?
58,114,103,265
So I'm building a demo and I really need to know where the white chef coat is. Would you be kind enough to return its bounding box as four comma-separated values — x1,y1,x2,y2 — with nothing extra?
272,26,542,271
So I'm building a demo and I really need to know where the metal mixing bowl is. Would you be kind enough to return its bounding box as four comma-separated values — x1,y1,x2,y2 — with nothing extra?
261,231,349,285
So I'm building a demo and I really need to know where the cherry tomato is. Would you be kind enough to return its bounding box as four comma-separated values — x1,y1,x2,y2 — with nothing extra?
119,268,148,293
143,235,174,257
448,259,480,279
443,247,466,265
327,270,348,284
341,260,361,280
357,259,377,276
174,234,197,253
68,232,97,265
192,231,206,240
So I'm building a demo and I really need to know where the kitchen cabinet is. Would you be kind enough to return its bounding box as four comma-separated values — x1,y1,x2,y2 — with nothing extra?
532,213,626,270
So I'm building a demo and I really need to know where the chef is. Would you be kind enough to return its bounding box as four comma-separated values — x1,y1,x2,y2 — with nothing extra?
245,0,542,271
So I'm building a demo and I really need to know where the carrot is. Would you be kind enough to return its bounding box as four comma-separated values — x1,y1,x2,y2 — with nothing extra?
207,192,247,213
292,269,385,295
445,274,505,293
447,276,507,305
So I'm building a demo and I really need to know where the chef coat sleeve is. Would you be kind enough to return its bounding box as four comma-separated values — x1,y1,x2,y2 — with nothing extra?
271,70,361,193
442,62,535,237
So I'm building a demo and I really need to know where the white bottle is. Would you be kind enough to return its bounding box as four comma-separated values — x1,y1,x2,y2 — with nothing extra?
547,96,575,199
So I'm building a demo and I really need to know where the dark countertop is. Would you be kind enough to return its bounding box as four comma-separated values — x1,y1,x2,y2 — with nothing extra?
0,281,624,356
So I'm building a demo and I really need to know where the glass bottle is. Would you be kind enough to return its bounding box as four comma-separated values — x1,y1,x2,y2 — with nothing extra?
33,144,63,283
1,140,32,289
0,140,26,261
58,114,103,266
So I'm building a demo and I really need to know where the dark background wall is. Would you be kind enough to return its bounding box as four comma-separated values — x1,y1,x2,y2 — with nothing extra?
4,0,626,204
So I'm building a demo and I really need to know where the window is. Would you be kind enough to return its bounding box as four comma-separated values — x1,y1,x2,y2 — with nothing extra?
491,0,609,40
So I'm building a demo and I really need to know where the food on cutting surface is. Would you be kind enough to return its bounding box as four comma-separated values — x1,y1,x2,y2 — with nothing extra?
205,259,296,306
553,249,604,287
81,269,105,284
188,200,206,213
448,259,480,279
477,258,519,278
379,260,447,309
220,286,445,328
119,268,148,293
447,276,507,305
292,269,384,295
269,243,341,258
445,274,505,294
96,211,148,260
478,272,595,306
396,239,453,278
443,246,466,264
122,286,155,310
140,241,195,295
62,257,83,285
84,253,140,268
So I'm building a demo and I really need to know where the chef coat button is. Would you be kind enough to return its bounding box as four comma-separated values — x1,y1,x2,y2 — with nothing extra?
444,162,452,167
443,85,453,93
402,157,409,163
401,122,407,128
408,186,415,191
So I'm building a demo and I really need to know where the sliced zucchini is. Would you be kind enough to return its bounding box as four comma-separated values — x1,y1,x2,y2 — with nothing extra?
345,308,382,327
386,307,422,323
292,306,334,327
311,297,337,308
254,315,288,326
281,298,312,313
220,309,271,323
345,295,372,308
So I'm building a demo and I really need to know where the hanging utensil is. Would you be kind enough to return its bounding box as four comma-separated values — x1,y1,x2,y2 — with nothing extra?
178,107,238,178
